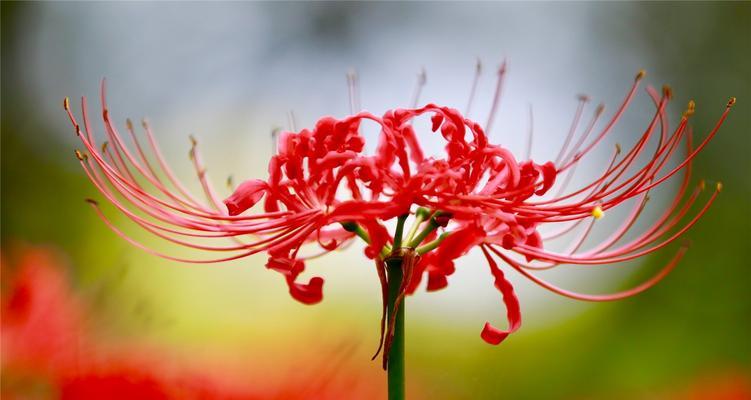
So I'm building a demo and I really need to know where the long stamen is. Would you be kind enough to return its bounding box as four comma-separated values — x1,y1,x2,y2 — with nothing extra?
465,58,482,116
485,60,507,135
410,67,427,108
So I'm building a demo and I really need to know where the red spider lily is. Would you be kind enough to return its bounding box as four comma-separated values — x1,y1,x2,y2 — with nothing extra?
65,67,734,363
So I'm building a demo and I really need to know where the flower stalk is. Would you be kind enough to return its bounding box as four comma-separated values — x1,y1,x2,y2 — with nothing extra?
386,257,405,400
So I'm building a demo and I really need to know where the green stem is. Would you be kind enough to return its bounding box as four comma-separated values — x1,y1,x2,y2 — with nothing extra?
386,258,405,400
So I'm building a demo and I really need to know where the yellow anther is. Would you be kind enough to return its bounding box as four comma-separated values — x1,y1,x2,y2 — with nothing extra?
699,179,706,191
189,135,197,147
226,175,234,189
591,206,604,220
63,97,70,110
74,149,87,161
595,103,605,115
84,198,98,206
126,118,134,131
101,141,109,152
615,143,622,154
683,100,696,118
728,97,736,107
635,69,646,81
716,182,723,192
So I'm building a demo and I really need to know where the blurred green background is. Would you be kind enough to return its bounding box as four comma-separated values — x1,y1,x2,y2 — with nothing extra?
2,2,750,398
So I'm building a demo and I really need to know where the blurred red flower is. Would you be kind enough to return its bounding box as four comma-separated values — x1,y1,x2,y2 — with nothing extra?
1,245,384,399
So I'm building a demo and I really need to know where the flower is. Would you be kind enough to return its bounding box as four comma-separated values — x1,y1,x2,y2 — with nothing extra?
65,67,734,359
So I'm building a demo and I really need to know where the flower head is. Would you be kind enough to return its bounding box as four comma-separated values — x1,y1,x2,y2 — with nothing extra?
66,66,734,362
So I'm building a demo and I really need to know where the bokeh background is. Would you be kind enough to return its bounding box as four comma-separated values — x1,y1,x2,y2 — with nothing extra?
2,2,750,399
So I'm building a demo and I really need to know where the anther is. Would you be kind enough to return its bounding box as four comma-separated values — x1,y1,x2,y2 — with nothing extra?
615,143,622,154
683,100,696,118
101,141,109,153
635,69,646,81
63,97,70,110
417,67,427,85
141,119,149,129
226,175,234,189
498,60,507,74
728,97,736,107
595,103,605,116
103,109,109,120
591,206,604,220
84,198,99,206
126,118,134,131
662,84,673,100
74,149,87,161
716,182,723,192
577,94,590,102
699,179,706,191
189,135,197,147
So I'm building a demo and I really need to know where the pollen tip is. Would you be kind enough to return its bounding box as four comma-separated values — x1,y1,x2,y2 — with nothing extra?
74,124,81,136
101,141,109,152
102,108,109,120
728,97,736,107
595,103,605,115
699,179,706,191
662,84,673,100
683,100,696,118
591,206,604,220
498,60,507,74
84,198,99,206
226,175,234,189
615,143,622,154
74,149,87,161
475,57,482,72
636,69,646,81
126,118,134,131
716,182,723,192
577,94,590,102
141,118,149,129
63,97,70,110
189,134,197,147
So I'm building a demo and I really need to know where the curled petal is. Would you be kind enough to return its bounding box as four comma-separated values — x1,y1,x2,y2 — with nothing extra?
480,246,521,345
288,276,324,305
224,179,268,216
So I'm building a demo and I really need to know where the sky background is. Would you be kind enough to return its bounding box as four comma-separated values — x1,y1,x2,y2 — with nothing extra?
3,2,750,399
